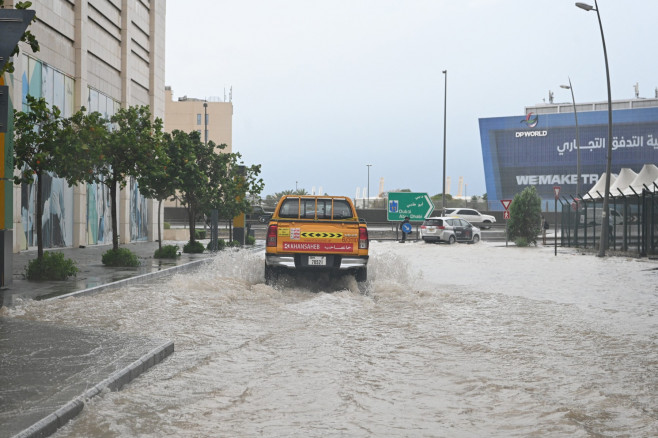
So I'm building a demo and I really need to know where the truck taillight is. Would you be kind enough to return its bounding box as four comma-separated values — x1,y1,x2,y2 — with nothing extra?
359,226,369,250
266,224,278,247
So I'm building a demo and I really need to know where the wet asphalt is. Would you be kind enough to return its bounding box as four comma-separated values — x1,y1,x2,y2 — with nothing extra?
0,241,216,438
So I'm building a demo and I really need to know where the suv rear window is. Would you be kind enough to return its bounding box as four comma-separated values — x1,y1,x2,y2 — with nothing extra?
424,219,443,226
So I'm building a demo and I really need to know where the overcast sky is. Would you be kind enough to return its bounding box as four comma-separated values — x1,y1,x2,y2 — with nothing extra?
165,0,658,199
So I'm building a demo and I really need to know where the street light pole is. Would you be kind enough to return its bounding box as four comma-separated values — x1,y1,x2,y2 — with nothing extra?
203,101,208,146
576,0,613,257
366,164,372,209
560,78,581,197
442,70,447,213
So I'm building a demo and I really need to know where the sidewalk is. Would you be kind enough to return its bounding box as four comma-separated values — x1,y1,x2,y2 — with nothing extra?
0,241,214,438
3,240,212,306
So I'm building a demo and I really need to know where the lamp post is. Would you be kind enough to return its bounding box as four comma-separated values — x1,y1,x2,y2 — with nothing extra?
442,70,448,213
576,0,613,257
203,101,208,146
560,78,581,197
366,164,372,209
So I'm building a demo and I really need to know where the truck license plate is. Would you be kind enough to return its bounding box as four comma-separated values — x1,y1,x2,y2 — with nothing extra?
308,256,326,266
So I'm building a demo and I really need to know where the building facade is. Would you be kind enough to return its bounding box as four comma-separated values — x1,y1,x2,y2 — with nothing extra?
163,86,233,207
479,98,658,210
164,86,233,152
3,0,166,254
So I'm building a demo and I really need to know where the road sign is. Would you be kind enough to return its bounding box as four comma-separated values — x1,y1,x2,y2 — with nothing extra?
503,211,510,220
553,186,561,199
386,192,434,222
500,199,512,210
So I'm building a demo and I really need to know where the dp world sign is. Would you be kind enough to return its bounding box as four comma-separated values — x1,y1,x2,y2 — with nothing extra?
387,192,434,222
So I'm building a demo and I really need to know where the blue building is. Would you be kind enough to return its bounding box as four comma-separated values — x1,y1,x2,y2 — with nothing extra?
479,98,658,210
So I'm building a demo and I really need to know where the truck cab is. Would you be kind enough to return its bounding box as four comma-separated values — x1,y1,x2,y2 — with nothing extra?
265,195,369,283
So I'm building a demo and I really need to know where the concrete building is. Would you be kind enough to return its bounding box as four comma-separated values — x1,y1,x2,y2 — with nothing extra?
164,86,233,152
479,97,658,210
2,0,166,260
163,87,233,208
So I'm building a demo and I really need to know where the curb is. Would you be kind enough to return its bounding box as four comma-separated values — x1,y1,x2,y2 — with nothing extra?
11,341,175,438
41,257,214,302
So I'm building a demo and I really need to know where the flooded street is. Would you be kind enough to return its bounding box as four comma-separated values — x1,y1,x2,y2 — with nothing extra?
6,241,658,437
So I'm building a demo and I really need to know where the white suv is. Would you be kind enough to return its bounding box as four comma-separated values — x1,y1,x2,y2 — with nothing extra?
420,217,481,244
444,208,496,229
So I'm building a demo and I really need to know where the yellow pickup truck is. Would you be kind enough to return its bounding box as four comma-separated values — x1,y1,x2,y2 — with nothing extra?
265,195,369,284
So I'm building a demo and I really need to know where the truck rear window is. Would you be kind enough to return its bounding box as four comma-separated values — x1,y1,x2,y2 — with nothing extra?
278,197,354,220
279,198,300,218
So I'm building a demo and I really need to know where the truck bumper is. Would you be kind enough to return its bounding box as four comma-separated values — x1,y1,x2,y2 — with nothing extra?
265,253,368,270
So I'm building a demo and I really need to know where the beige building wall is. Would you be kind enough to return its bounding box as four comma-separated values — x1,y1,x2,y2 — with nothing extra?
164,87,233,152
164,87,233,207
9,0,166,252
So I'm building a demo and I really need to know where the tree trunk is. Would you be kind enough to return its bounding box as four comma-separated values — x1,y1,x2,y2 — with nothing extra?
36,171,44,259
110,178,119,250
157,199,162,250
187,203,196,243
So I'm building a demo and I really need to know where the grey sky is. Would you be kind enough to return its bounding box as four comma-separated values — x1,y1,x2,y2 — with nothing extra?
165,1,658,198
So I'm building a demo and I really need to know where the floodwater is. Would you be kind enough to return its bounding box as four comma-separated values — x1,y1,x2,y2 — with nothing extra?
7,241,658,437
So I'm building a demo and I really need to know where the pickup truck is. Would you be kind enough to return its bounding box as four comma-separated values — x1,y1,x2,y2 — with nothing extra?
265,195,369,284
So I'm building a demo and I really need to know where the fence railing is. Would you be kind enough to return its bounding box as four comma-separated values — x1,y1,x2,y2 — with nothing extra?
557,188,658,257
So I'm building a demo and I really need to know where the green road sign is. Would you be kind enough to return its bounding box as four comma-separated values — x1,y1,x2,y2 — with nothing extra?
387,192,434,222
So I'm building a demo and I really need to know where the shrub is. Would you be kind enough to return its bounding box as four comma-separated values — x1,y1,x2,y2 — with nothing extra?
246,235,255,245
194,229,206,240
183,240,205,253
226,240,241,248
102,248,140,267
508,186,542,246
25,252,79,280
154,244,179,259
514,237,530,247
206,238,226,251
163,222,171,230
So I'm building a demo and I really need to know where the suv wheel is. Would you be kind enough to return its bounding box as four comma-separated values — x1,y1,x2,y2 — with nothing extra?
448,235,456,245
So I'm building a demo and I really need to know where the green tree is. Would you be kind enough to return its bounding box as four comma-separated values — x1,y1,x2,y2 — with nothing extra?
13,96,64,259
166,130,215,243
0,1,39,75
13,97,104,258
135,125,170,250
263,188,308,208
208,154,264,239
95,105,163,250
507,185,542,246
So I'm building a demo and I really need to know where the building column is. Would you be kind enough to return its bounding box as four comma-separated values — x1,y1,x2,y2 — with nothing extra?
72,0,89,247
71,184,87,248
119,184,130,244
120,0,132,107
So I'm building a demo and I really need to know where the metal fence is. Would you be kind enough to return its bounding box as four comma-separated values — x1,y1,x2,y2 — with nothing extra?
558,188,658,257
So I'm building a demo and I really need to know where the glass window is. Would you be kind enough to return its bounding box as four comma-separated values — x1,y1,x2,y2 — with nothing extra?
301,199,316,219
333,200,352,219
197,114,202,125
316,199,331,219
279,198,300,218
